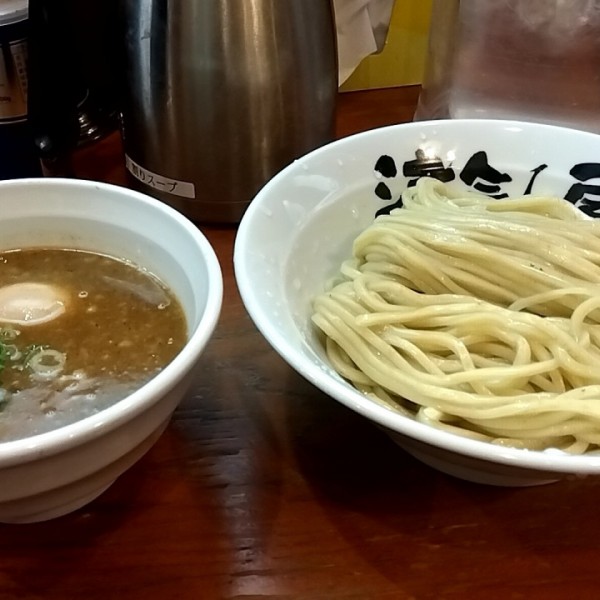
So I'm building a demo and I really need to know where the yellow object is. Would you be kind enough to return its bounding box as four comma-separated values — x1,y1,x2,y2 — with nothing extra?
340,0,433,91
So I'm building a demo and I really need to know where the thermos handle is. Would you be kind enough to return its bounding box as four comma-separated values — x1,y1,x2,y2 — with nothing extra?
27,0,81,175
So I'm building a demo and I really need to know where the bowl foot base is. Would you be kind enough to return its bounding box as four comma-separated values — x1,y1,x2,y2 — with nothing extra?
387,432,561,487
0,483,114,524
0,420,171,524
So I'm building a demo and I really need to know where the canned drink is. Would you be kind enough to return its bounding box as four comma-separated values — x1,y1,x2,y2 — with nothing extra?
0,0,41,178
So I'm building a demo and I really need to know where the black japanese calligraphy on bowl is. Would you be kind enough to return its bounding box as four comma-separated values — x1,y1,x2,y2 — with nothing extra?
372,139,600,218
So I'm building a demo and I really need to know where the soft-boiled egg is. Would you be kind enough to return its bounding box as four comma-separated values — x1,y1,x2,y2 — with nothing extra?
0,283,68,326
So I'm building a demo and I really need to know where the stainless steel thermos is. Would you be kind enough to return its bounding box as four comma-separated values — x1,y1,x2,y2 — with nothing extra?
120,0,338,223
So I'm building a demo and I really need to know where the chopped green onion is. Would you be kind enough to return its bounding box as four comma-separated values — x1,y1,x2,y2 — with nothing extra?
0,327,18,341
27,348,66,379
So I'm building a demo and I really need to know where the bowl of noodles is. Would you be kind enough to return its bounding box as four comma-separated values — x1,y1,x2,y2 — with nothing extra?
234,118,600,486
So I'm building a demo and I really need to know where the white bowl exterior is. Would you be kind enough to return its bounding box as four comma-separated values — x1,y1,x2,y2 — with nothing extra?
235,119,600,485
0,179,223,521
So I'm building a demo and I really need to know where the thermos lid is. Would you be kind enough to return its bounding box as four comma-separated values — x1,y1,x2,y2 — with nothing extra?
0,0,27,26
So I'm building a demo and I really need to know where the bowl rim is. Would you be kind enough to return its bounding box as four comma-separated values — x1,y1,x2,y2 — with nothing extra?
234,117,600,475
0,177,223,467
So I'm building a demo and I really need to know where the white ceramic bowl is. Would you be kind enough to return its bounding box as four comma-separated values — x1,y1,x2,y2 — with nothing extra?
234,119,600,487
0,178,222,523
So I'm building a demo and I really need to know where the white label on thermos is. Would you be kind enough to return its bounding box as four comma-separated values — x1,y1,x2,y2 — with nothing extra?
125,154,196,199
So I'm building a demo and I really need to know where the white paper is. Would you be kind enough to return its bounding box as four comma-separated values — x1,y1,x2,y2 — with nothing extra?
333,0,395,84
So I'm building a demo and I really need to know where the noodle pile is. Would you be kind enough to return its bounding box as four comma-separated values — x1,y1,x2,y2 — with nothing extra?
312,177,600,453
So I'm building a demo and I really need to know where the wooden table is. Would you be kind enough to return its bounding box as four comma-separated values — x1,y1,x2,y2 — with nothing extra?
2,85,599,599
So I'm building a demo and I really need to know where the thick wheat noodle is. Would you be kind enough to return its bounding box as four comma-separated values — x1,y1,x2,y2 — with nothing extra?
312,177,600,453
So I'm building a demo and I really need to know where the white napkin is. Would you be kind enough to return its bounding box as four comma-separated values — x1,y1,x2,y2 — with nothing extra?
333,0,396,84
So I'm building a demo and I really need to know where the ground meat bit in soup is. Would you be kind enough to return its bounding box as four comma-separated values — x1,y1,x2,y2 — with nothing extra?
0,248,187,442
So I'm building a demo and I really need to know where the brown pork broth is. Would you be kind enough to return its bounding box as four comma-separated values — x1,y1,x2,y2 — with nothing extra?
0,248,187,441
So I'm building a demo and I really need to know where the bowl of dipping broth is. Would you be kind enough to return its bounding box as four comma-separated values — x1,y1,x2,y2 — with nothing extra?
234,118,600,487
0,178,222,522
